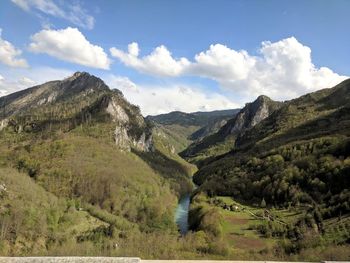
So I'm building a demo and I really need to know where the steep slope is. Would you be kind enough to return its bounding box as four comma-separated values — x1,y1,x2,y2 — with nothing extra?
0,72,193,256
0,72,152,151
0,167,108,255
188,79,350,260
235,79,350,151
181,95,282,164
147,109,239,153
194,79,350,211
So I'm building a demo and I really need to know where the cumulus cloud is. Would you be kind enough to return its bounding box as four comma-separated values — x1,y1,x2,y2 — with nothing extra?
191,44,256,81
111,37,347,101
11,0,95,29
109,75,139,92
29,27,111,69
0,29,28,68
110,42,190,77
106,75,239,115
231,37,347,99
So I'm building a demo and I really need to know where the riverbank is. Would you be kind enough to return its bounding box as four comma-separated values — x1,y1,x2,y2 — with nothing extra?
175,194,191,235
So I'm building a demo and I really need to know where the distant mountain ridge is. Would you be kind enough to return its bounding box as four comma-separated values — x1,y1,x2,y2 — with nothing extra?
147,109,239,127
147,108,240,153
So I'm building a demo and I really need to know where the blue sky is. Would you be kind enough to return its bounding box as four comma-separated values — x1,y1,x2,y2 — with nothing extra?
0,0,349,115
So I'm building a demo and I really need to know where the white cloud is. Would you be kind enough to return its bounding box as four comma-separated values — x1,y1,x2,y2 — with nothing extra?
67,3,95,30
18,76,36,86
190,44,256,81
106,75,239,115
0,29,28,68
29,27,111,69
110,42,190,77
11,0,95,29
109,75,139,92
0,66,72,96
111,37,347,101
231,37,346,99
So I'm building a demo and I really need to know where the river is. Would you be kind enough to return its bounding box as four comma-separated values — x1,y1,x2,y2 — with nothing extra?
174,193,191,235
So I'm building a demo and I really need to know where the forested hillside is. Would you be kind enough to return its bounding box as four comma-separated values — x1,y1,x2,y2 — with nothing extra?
181,95,282,164
147,109,239,153
189,79,350,259
0,72,193,257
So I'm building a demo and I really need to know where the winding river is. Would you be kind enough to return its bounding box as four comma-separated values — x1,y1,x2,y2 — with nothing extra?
174,193,191,235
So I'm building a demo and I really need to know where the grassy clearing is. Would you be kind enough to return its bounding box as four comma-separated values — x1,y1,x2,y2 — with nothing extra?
215,196,281,253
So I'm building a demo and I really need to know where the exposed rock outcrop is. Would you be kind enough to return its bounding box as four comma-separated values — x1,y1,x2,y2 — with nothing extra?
0,72,153,152
180,95,282,159
221,95,282,137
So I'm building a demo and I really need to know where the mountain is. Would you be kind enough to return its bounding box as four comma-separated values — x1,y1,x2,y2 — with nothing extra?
147,109,238,127
186,79,350,260
180,95,282,164
0,72,194,256
0,72,152,151
147,109,239,153
235,80,350,151
217,95,283,136
193,78,350,209
1,72,349,259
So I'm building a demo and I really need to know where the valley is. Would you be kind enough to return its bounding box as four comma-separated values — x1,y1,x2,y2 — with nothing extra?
0,72,349,261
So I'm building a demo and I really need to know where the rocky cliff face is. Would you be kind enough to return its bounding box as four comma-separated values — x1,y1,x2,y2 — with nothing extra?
0,72,153,152
180,95,282,160
220,95,282,137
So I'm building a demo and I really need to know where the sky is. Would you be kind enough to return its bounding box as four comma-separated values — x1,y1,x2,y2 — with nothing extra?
0,0,349,115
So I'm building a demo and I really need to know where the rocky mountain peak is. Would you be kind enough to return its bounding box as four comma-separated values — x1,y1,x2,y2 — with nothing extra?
220,95,282,136
73,71,89,78
0,72,153,152
61,71,110,94
64,71,90,80
256,94,271,101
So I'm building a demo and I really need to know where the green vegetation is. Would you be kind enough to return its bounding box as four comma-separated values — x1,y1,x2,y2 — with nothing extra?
148,109,239,154
180,133,236,166
191,79,350,260
181,95,282,166
153,124,200,153
0,72,194,257
188,193,350,260
0,122,185,256
0,167,108,255
0,73,349,260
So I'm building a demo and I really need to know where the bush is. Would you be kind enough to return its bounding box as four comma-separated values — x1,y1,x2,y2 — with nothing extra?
207,239,229,256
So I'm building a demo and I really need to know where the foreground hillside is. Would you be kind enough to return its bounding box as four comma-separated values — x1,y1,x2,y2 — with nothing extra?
0,72,195,257
189,79,350,259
